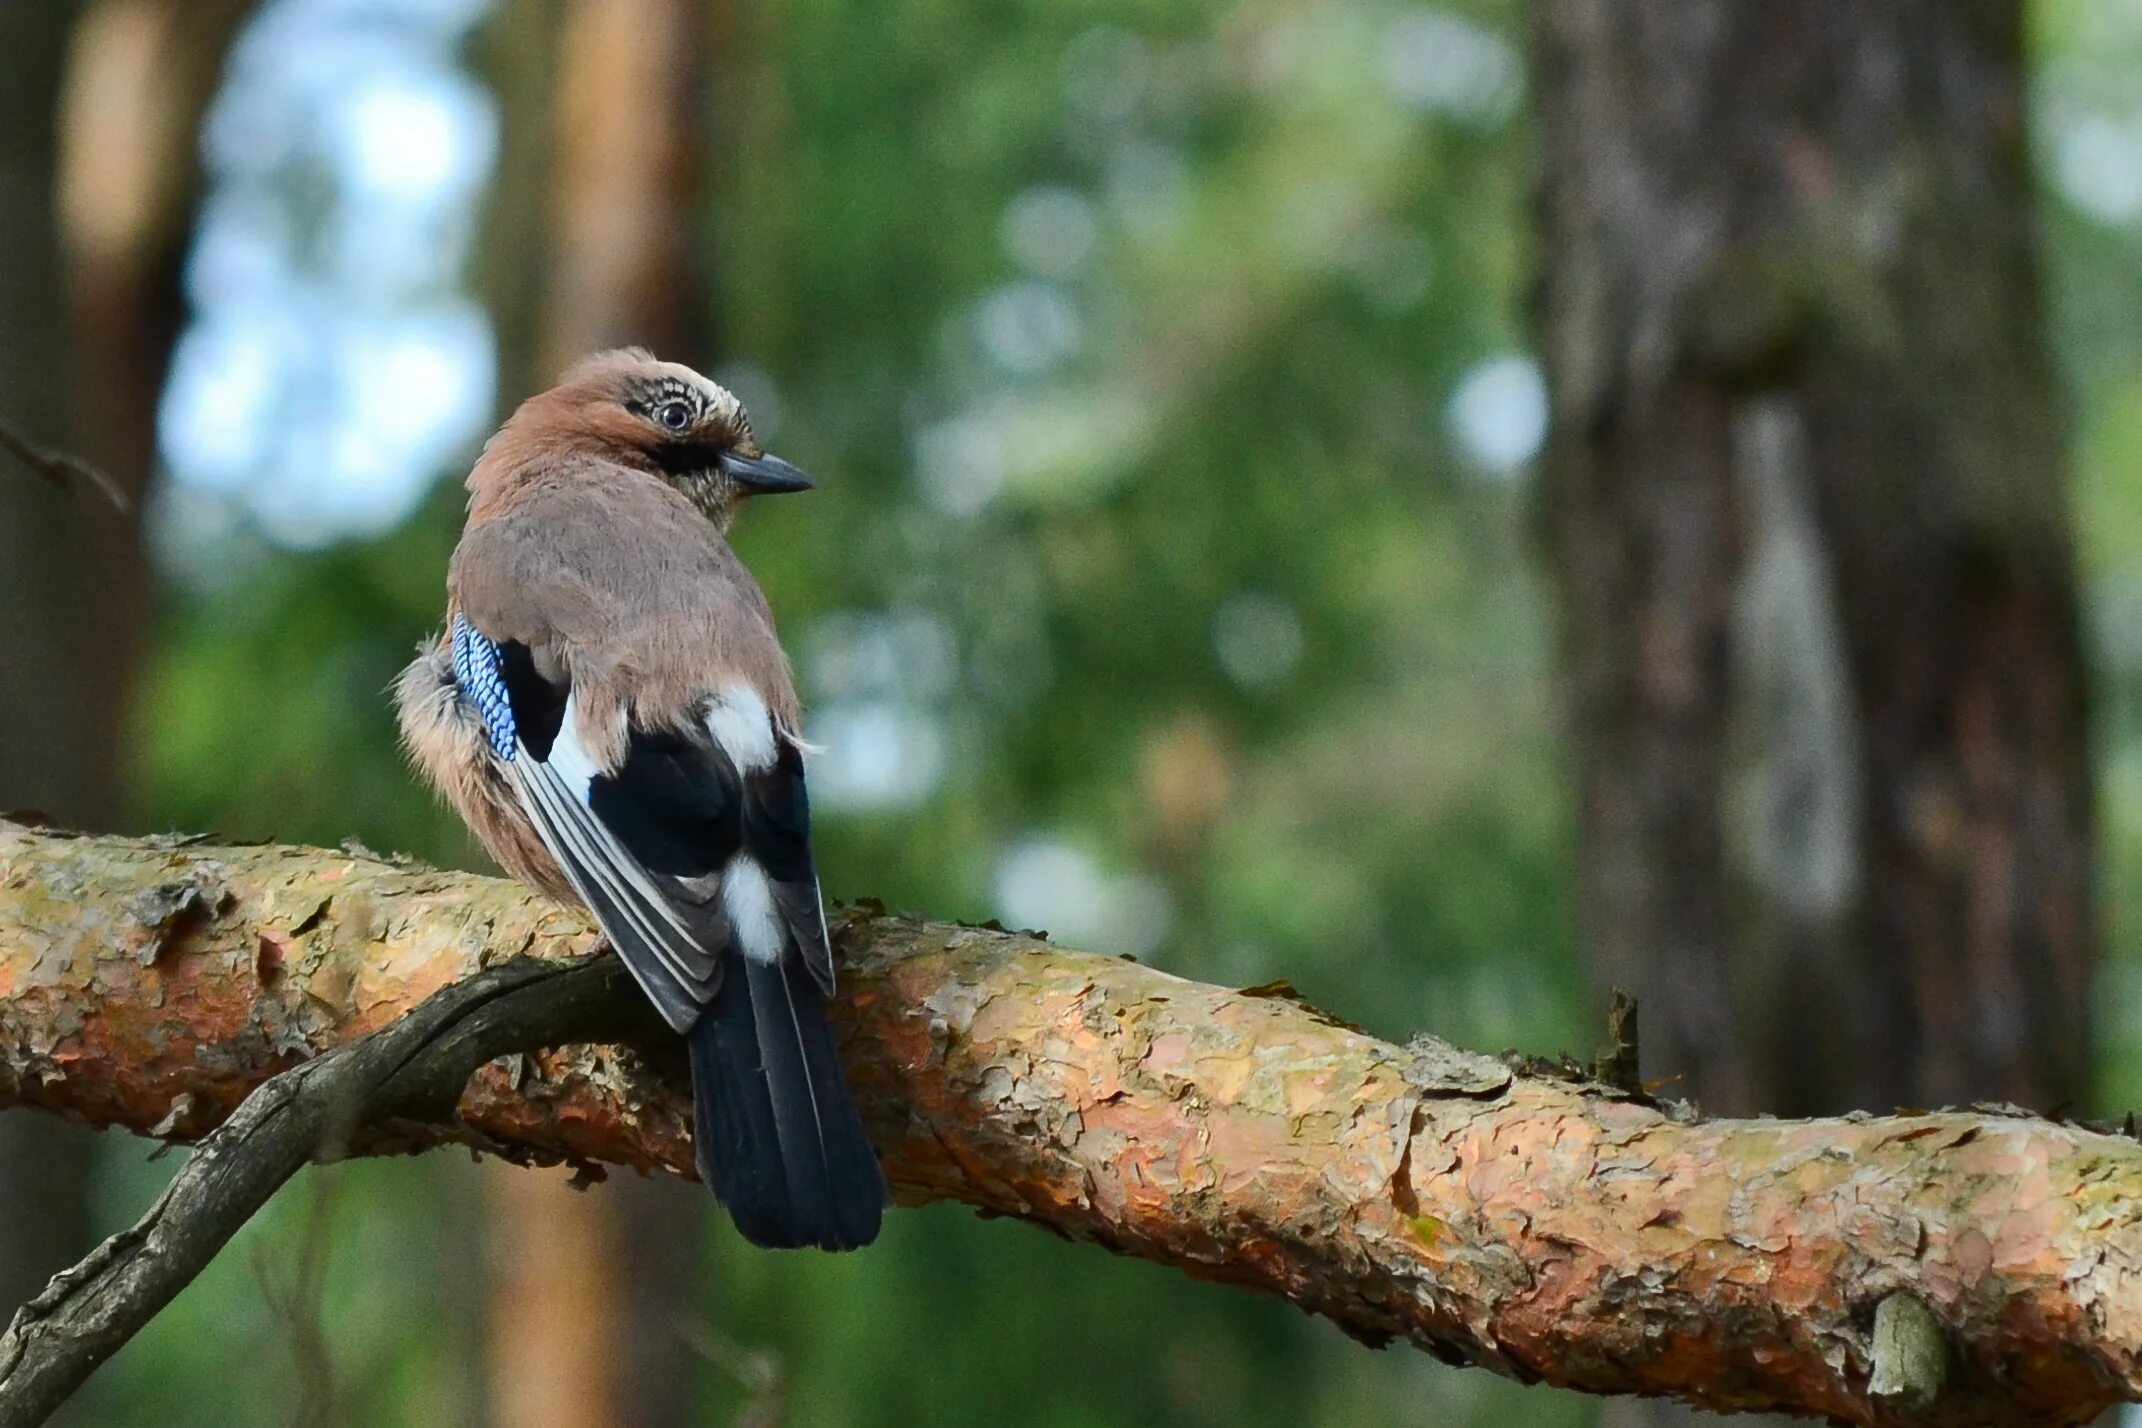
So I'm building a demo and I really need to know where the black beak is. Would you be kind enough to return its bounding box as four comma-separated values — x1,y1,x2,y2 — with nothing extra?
718,449,815,495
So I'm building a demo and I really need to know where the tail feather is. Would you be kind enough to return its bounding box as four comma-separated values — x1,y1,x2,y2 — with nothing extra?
689,948,885,1250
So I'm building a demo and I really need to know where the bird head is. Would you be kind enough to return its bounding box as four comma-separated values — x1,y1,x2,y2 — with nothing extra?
479,348,814,532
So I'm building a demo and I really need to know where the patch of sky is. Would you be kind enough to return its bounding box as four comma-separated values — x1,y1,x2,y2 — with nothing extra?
157,0,498,555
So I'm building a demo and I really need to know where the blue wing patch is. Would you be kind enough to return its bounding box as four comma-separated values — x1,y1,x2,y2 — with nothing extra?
451,614,518,760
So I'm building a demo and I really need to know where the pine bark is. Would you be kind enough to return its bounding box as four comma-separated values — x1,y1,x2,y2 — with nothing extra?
2,822,2139,1428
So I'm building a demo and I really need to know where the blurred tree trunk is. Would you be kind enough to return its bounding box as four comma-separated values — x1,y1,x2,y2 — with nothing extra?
477,3,716,1425
0,0,245,1407
58,0,252,756
1537,8,2092,1136
1537,5,2093,1420
531,0,712,379
0,0,105,1361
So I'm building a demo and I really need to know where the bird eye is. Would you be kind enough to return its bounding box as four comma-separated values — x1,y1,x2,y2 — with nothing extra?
652,400,694,432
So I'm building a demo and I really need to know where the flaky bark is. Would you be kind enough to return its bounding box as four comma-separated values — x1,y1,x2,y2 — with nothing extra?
1,821,2138,1427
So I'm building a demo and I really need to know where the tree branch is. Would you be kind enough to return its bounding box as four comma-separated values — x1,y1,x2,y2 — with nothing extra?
0,953,637,1427
1,821,2137,1426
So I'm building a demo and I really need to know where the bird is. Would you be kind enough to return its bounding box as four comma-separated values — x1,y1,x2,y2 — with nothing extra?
395,348,886,1250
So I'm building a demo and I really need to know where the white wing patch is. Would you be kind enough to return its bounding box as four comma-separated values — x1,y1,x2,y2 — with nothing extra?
721,857,786,966
705,684,777,773
546,692,607,800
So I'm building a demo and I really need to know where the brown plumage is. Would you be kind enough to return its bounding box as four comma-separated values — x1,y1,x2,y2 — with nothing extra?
396,349,884,1250
453,460,798,766
395,640,568,901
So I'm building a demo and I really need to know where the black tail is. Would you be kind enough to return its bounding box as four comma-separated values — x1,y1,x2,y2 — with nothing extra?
688,948,885,1250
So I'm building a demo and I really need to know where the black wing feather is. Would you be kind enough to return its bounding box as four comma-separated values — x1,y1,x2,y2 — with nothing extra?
496,641,566,758
588,728,743,881
742,738,836,994
511,752,719,1028
690,948,883,1249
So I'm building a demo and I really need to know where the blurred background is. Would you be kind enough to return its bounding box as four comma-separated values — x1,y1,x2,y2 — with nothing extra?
1,1,2138,1424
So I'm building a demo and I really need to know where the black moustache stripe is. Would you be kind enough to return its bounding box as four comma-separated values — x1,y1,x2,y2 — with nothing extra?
650,438,726,477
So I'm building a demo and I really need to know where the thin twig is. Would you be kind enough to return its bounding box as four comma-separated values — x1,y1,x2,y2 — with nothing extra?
680,1318,788,1428
0,420,130,512
250,1169,340,1428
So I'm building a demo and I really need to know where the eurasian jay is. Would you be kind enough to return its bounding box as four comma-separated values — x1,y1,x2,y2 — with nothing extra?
395,348,885,1250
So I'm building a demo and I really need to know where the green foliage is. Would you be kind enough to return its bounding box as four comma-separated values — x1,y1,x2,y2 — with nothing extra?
2037,0,2142,1112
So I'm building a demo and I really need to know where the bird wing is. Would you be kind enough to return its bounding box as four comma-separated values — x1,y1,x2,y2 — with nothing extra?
453,613,728,1030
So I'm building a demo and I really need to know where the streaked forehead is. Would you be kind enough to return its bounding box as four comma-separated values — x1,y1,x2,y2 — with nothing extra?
649,361,741,421
559,349,739,417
